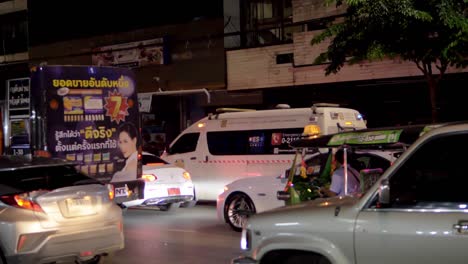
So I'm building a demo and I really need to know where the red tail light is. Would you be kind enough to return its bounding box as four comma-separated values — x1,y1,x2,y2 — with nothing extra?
142,174,157,182
17,235,27,251
0,193,44,213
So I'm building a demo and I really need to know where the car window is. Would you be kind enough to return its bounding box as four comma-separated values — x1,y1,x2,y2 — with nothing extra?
387,133,468,209
284,153,326,178
0,165,101,196
207,128,303,155
168,133,199,154
142,154,169,165
353,153,391,172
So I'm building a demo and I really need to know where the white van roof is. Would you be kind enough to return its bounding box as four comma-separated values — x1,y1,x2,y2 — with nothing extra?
207,106,359,120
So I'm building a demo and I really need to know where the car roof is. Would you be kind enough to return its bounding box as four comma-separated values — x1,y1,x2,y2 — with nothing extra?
0,156,76,172
290,122,468,149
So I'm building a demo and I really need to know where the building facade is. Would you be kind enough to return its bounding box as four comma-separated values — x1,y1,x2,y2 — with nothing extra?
0,0,30,154
223,0,468,126
1,0,467,154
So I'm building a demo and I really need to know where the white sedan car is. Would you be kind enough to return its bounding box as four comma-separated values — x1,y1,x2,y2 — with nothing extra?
122,152,195,211
217,150,397,231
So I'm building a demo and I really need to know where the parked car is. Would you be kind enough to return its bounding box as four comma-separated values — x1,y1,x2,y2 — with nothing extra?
218,149,396,231
122,152,195,211
0,156,123,264
233,123,468,264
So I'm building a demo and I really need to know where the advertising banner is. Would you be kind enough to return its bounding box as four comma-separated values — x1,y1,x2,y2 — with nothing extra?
328,130,403,146
7,78,30,112
92,38,168,68
31,66,141,183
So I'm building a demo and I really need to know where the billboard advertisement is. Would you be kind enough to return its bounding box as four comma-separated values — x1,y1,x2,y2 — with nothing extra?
31,66,142,184
92,37,169,68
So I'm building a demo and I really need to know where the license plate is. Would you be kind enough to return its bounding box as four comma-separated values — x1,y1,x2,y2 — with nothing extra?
115,187,128,197
167,188,181,196
66,198,95,216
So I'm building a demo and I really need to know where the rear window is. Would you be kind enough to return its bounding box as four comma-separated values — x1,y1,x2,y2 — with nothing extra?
142,154,169,165
0,165,101,196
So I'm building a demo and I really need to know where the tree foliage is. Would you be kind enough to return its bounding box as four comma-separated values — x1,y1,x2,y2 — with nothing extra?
312,0,468,121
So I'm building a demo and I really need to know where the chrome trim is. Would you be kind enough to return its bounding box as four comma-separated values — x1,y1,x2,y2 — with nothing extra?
143,195,194,205
363,208,468,213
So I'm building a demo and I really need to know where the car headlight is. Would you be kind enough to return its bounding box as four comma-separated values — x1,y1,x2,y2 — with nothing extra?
240,228,251,251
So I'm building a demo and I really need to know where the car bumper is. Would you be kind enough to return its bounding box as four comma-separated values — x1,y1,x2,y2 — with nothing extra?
5,223,124,264
122,195,194,207
231,256,258,264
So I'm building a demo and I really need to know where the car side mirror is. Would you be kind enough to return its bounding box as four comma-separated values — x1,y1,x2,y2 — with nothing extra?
378,179,390,206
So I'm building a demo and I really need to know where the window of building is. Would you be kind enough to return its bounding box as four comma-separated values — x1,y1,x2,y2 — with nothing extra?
241,0,295,47
0,10,28,55
276,53,293,64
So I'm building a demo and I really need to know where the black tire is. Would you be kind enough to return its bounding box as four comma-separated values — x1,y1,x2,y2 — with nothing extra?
224,193,256,232
158,202,180,211
180,200,197,208
285,254,331,264
83,252,115,264
0,246,6,264
96,252,115,264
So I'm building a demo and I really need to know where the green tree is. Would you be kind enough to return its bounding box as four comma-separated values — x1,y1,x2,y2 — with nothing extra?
312,0,468,122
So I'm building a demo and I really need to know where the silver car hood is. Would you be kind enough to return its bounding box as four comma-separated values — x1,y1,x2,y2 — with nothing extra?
255,195,360,218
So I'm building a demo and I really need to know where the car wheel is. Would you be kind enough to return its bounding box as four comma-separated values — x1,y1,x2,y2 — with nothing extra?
285,254,331,264
96,252,115,264
82,252,115,264
180,200,197,208
158,203,180,211
224,193,256,232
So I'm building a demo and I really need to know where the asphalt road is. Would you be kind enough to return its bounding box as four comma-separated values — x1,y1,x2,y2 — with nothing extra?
113,204,242,264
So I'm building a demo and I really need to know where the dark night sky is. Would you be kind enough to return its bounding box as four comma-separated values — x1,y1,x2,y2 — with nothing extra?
28,0,223,45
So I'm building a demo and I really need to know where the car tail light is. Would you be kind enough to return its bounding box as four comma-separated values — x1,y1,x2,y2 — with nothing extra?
146,162,165,166
107,184,115,200
0,193,43,213
80,251,94,257
182,172,191,181
142,174,157,182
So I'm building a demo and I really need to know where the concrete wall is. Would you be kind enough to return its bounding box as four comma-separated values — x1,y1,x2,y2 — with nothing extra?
29,18,226,93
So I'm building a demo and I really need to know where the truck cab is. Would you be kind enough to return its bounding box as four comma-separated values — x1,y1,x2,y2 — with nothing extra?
234,122,468,264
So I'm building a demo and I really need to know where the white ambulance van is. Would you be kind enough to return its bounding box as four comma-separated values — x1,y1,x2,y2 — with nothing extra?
161,104,367,202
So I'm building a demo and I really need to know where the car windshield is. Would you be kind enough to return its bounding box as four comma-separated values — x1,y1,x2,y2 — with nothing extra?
283,148,397,201
0,165,101,196
142,154,169,165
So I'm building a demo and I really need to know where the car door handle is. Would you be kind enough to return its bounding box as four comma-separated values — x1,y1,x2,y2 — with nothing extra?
190,157,197,160
453,221,468,233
